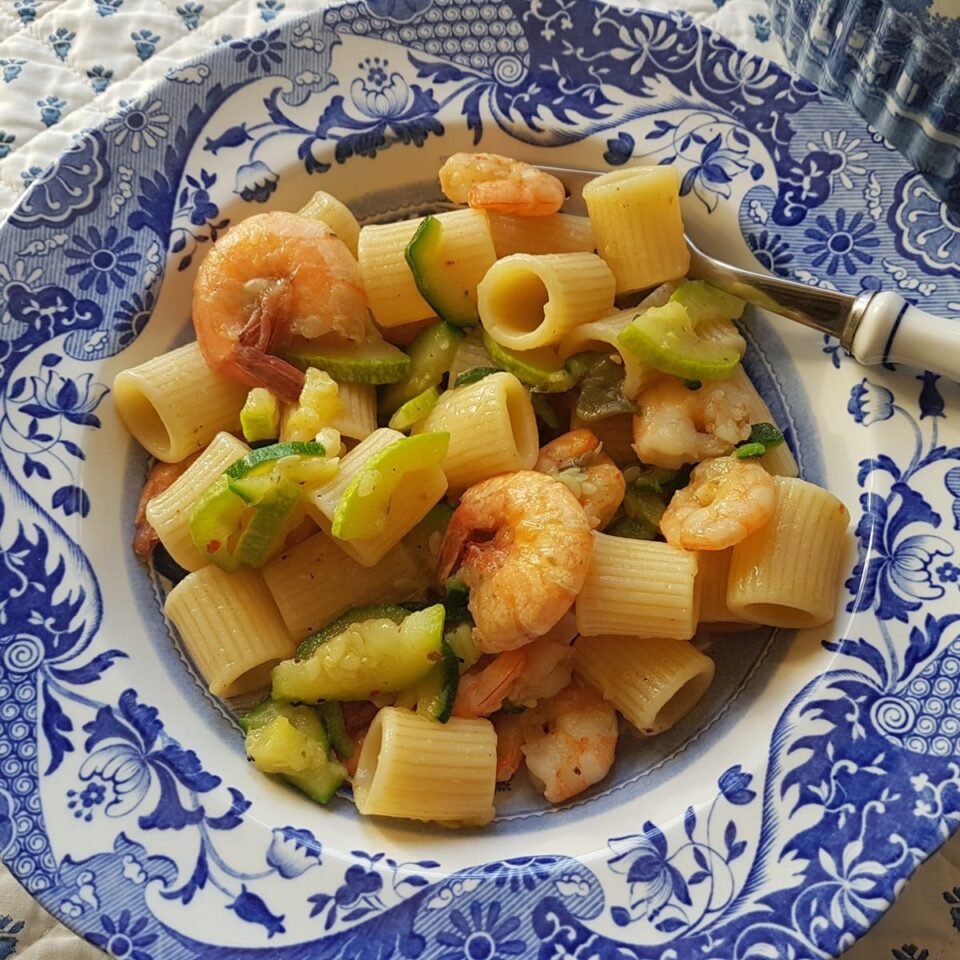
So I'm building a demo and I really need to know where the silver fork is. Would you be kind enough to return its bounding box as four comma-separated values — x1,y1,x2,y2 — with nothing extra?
539,163,960,382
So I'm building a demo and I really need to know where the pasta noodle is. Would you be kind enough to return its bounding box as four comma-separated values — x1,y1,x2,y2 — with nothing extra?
329,382,377,440
575,635,715,735
478,252,616,350
695,548,749,629
165,565,295,697
414,371,538,492
576,532,699,639
486,211,595,258
583,166,690,293
113,342,247,462
145,431,250,572
726,364,799,478
261,532,428,640
727,477,850,628
298,190,361,257
352,707,497,825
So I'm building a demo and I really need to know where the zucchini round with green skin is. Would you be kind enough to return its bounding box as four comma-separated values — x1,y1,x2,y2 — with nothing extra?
405,216,479,327
317,701,352,759
273,604,446,702
381,321,465,417
453,366,500,388
241,701,346,804
297,603,411,660
670,280,745,324
331,431,449,541
277,337,410,385
387,385,440,432
413,638,459,722
481,331,577,392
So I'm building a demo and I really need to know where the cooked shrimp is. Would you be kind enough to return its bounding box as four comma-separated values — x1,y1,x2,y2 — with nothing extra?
507,631,575,709
452,649,529,718
193,211,368,404
535,429,625,530
493,713,526,783
439,152,565,217
521,679,618,803
660,456,776,550
632,376,752,470
438,471,592,653
133,454,198,559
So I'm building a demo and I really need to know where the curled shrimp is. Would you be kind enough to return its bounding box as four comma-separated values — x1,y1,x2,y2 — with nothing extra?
521,679,618,803
452,649,529,718
193,211,368,404
493,713,526,783
535,429,625,530
439,152,566,217
632,376,752,470
660,456,776,550
133,454,198,559
438,471,593,653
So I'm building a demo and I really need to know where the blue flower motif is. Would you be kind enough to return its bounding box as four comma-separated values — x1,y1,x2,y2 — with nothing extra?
19,369,108,428
0,130,14,160
365,0,433,22
802,208,880,275
231,30,285,73
234,161,278,203
48,27,75,61
750,14,771,42
67,782,106,821
87,65,113,94
608,823,691,925
266,826,322,879
95,0,123,16
746,229,793,276
475,856,561,893
848,378,894,425
131,29,160,62
0,58,26,83
679,133,753,212
176,2,203,30
718,764,756,805
257,0,284,22
14,0,37,24
37,95,66,128
86,909,157,960
917,371,944,419
113,289,156,348
64,225,140,294
603,132,635,166
937,562,960,584
103,100,169,152
227,886,285,939
847,483,953,621
436,901,526,960
350,58,414,120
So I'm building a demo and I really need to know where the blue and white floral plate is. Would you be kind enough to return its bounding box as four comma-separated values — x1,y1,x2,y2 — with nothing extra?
0,2,959,958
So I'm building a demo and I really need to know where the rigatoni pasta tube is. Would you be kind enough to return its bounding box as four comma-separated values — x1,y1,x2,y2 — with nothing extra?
414,372,538,492
165,566,295,697
330,382,377,440
726,364,799,478
262,532,427,640
696,549,749,628
359,209,496,328
305,428,448,566
576,533,699,639
727,477,850,628
478,252,616,350
145,431,250,572
113,342,247,462
487,211,594,258
352,708,497,825
298,190,360,257
583,166,690,294
575,636,715,736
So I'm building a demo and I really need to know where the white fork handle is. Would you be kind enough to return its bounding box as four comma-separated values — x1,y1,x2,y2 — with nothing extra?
851,291,960,381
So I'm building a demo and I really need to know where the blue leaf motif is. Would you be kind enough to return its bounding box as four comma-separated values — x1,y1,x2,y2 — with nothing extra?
683,805,696,839
161,847,208,903
718,765,756,805
724,820,737,852
205,787,250,831
611,906,631,927
655,917,686,933
52,484,89,517
8,377,25,399
857,455,901,486
822,637,890,688
41,682,73,774
902,614,960,681
946,467,960,531
49,649,127,685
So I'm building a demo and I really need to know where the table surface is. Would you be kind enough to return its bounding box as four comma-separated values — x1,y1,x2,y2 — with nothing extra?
0,1,958,957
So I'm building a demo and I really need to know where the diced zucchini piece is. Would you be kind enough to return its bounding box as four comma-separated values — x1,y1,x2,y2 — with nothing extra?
317,702,352,759
444,620,481,672
381,321,465,417
413,639,459,722
240,388,280,443
232,480,302,567
241,701,346,804
481,331,576,393
387,385,441,432
402,502,454,575
331,431,449,541
297,604,411,660
572,353,637,423
272,604,446,702
670,280,745,324
453,366,499,388
405,216,479,327
278,336,410,385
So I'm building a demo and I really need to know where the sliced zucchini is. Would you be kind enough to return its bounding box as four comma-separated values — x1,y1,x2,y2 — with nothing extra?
317,701,352,759
444,619,481,672
405,216,479,327
387,385,441,432
272,604,446,702
571,353,637,423
240,388,280,443
278,336,410,385
297,603,411,660
453,366,500,388
381,321,465,417
481,331,576,393
414,639,460,722
670,280,745,324
402,502,454,575
331,431,449,541
241,701,346,804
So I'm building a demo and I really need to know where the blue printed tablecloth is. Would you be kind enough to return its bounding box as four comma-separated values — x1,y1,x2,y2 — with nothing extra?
0,1,957,957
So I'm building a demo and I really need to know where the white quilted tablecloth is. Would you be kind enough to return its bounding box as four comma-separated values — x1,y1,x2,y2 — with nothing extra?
0,1,957,957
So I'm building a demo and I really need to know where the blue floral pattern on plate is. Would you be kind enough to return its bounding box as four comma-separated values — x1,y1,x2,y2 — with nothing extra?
0,2,957,958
